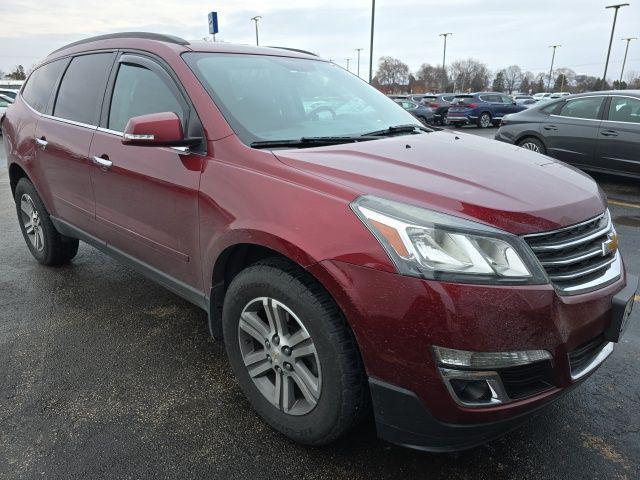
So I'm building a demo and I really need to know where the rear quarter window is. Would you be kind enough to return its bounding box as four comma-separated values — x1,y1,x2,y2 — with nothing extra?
53,53,114,125
21,59,66,113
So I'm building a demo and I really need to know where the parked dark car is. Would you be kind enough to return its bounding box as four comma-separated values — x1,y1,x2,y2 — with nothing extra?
394,99,435,124
495,91,640,179
448,92,528,128
421,93,456,125
3,33,637,453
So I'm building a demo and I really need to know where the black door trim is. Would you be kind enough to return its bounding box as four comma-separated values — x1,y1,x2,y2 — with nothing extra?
50,216,209,311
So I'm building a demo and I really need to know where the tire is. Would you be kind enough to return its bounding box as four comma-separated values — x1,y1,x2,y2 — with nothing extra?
222,258,369,446
14,178,79,265
441,110,450,125
517,137,546,154
477,112,492,128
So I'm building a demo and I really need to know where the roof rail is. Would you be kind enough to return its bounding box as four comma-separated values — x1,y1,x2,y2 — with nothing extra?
50,32,189,55
266,46,319,57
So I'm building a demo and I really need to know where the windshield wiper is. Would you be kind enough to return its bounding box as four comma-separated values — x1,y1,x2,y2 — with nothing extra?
250,136,377,149
361,124,433,137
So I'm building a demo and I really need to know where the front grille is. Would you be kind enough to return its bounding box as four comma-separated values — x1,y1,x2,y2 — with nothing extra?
523,211,619,293
499,360,554,399
568,334,606,375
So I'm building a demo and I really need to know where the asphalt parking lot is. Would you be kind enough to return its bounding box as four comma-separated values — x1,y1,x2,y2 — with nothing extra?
1,131,639,480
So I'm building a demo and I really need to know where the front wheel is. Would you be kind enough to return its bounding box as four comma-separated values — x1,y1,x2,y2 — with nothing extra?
477,112,492,128
441,110,450,125
222,259,369,445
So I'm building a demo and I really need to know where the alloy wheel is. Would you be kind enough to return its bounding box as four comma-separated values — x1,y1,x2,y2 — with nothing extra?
480,114,491,128
442,111,449,125
238,297,322,416
20,194,44,251
520,142,541,153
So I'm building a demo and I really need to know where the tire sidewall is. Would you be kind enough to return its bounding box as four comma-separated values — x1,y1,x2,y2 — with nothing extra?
222,266,349,443
518,137,545,154
478,112,492,128
14,179,55,264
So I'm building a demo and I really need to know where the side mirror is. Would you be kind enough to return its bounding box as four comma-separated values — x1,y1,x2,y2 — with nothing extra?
122,112,201,147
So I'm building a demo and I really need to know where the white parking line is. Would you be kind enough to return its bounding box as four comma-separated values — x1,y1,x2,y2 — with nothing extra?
609,199,640,210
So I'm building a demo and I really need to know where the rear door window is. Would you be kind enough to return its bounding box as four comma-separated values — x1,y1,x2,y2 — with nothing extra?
607,96,640,123
21,59,66,113
53,53,114,125
453,96,475,104
108,63,185,133
557,97,604,120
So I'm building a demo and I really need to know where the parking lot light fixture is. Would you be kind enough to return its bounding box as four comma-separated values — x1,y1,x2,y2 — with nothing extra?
250,15,262,46
368,0,375,83
439,33,452,92
602,4,630,90
547,45,561,91
345,58,351,72
620,37,637,87
356,48,364,78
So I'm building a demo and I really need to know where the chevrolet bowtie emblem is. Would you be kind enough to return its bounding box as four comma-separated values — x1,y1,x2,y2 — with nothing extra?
602,231,619,256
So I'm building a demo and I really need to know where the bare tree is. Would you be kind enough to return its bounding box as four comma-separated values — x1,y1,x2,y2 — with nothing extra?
375,56,410,94
414,63,440,93
449,58,490,92
0,69,5,79
503,65,522,94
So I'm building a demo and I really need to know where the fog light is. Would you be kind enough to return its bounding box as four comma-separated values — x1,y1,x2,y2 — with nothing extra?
450,379,492,403
439,368,508,407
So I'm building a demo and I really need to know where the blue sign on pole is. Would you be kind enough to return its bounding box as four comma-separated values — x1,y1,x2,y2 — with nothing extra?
208,12,219,35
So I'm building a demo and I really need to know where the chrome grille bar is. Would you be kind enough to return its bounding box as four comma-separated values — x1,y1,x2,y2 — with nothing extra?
523,210,620,294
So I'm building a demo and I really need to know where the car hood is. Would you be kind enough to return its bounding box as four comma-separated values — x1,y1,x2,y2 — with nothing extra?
273,130,606,235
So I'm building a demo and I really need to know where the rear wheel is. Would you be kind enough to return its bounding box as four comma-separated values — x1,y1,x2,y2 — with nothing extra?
222,258,369,445
518,137,546,154
441,110,450,125
477,112,492,128
14,178,79,265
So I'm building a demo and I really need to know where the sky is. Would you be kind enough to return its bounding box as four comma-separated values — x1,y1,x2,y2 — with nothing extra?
1,0,639,82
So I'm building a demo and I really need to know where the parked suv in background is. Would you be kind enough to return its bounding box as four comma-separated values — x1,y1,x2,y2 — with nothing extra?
496,91,640,178
3,33,637,452
448,92,528,128
422,93,456,125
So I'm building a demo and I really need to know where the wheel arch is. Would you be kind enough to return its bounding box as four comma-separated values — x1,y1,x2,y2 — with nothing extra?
8,161,29,198
207,234,320,339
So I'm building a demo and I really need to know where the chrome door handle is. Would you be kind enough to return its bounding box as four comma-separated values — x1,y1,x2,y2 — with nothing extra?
92,155,113,169
35,138,48,149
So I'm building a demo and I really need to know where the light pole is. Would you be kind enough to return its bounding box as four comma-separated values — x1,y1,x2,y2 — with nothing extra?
250,15,262,46
601,3,629,89
547,44,561,91
345,58,351,72
439,33,452,92
368,0,375,83
355,48,364,78
619,37,637,87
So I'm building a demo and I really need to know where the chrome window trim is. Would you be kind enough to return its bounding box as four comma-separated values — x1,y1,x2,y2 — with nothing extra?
569,341,614,381
23,96,97,130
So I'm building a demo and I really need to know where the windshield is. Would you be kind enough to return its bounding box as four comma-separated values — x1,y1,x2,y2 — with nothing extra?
183,52,420,145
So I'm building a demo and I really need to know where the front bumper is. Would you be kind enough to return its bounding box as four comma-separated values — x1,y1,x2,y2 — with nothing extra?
308,260,637,450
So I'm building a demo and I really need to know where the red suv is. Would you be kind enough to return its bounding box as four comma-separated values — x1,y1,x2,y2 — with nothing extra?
3,33,637,452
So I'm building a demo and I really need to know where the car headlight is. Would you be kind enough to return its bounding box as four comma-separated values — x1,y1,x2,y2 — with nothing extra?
351,195,546,284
